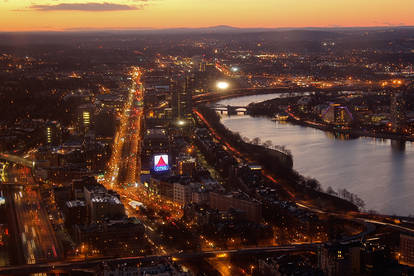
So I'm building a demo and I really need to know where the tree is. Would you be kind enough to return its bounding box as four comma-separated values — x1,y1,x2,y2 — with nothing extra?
326,186,337,196
353,195,365,209
251,137,261,145
306,178,321,191
263,140,273,148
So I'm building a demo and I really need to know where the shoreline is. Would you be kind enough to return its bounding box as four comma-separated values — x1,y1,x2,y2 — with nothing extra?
219,112,414,217
243,95,414,142
285,117,414,142
217,97,411,216
196,106,361,214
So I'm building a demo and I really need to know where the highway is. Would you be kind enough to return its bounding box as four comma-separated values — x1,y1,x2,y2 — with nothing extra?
1,166,62,265
0,69,411,275
0,64,411,273
0,153,35,169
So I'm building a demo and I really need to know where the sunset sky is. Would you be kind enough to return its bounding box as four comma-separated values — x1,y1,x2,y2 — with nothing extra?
1,0,413,31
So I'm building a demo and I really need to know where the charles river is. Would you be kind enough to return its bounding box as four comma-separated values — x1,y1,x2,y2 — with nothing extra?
218,93,414,216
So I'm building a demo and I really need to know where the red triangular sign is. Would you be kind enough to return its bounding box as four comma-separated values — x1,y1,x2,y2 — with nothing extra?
156,156,167,167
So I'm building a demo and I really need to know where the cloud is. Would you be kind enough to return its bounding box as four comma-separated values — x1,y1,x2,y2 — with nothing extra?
29,2,144,12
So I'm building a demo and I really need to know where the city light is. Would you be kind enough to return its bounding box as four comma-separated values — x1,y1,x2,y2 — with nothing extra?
3,21,414,275
216,81,230,90
153,154,169,172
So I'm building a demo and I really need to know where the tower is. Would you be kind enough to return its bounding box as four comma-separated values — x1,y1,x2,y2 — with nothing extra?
390,89,406,132
171,73,193,122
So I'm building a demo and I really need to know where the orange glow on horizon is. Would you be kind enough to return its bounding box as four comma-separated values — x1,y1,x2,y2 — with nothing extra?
0,0,414,32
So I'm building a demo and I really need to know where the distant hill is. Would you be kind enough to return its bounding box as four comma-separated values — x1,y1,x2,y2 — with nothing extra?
1,26,414,48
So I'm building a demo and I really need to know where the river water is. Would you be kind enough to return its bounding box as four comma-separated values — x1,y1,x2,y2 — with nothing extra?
218,94,414,216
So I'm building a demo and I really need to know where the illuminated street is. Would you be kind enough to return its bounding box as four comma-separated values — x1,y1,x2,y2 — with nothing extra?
105,68,143,189
3,166,61,264
1,15,414,275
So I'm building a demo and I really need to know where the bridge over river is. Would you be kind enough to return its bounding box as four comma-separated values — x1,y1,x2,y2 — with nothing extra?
210,103,248,115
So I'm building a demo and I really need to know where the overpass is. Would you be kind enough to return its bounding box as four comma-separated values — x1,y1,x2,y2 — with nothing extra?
0,153,35,169
0,211,381,275
0,244,317,275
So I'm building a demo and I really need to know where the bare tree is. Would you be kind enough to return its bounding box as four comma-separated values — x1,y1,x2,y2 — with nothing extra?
263,140,273,148
251,137,261,145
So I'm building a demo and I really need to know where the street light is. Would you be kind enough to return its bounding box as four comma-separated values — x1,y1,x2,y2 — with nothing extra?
216,81,230,90
177,120,186,126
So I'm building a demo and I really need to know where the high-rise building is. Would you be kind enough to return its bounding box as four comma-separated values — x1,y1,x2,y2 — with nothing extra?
45,121,62,146
171,74,193,122
191,56,205,72
390,90,406,131
77,104,95,135
322,104,353,125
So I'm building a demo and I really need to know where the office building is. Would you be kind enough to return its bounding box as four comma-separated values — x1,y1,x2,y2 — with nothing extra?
390,90,406,131
178,157,196,177
400,233,414,267
77,104,95,135
64,200,88,228
44,121,62,146
141,128,170,171
322,104,353,125
209,191,262,223
83,184,125,223
171,74,193,122
318,242,361,276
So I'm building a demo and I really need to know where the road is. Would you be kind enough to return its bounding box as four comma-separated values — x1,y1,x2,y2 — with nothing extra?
0,244,316,275
105,67,143,189
0,153,35,169
0,66,411,273
193,108,414,237
2,166,61,265
101,68,171,255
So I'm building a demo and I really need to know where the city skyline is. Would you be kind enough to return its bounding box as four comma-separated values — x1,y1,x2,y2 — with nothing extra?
1,2,414,273
0,0,414,31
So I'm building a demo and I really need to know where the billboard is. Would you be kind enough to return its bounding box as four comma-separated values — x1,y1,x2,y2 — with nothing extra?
153,154,169,172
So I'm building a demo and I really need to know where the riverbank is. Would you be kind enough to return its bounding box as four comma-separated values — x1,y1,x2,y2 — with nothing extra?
220,112,414,216
195,105,360,214
286,117,414,142
247,97,414,142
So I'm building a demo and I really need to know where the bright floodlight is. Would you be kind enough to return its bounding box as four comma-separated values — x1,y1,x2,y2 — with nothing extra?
177,120,185,126
231,67,239,72
217,81,230,90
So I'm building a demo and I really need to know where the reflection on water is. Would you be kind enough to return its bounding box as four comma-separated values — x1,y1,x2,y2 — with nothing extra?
220,112,414,216
391,140,406,152
324,131,355,141
217,92,312,107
